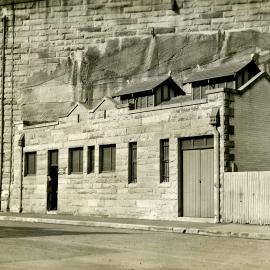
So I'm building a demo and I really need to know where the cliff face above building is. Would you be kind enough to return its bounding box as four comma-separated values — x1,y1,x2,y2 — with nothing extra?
1,0,270,121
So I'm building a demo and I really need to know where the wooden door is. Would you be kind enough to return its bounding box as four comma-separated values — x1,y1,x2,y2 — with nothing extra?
180,137,214,218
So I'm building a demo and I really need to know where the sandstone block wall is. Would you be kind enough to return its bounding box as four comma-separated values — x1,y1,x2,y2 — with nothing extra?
10,92,224,219
1,0,270,211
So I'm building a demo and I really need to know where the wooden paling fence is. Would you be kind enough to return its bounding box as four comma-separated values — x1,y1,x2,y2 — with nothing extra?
223,172,270,225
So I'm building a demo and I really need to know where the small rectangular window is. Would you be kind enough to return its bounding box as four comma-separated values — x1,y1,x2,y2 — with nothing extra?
128,142,137,183
160,139,169,183
87,146,95,174
155,87,162,105
192,86,201,100
226,80,235,89
25,152,37,176
147,95,154,107
163,85,170,101
201,85,208,98
100,145,116,172
69,147,83,174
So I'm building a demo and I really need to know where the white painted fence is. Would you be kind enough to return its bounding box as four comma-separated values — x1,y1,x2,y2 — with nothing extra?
223,171,270,225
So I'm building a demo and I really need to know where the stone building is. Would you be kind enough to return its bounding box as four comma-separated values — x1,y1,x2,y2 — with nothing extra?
10,59,270,222
1,0,270,222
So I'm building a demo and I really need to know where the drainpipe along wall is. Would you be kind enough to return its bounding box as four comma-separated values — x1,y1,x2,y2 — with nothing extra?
213,127,220,223
18,134,25,213
0,16,7,211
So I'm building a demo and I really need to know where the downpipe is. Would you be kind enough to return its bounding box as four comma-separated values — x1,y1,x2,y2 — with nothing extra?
18,134,25,213
213,127,220,223
0,16,7,211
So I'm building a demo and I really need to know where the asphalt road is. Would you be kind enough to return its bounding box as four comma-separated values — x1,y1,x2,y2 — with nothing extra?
0,221,269,270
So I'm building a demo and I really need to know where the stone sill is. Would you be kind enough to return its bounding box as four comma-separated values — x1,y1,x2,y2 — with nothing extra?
23,175,36,179
158,182,171,188
67,173,83,178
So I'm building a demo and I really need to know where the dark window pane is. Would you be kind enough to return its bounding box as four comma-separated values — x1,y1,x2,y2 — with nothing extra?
88,146,95,173
129,142,137,183
160,139,169,183
201,85,208,98
170,88,175,98
25,152,36,175
155,88,162,105
101,145,116,172
163,85,170,101
244,70,249,84
103,147,111,171
181,139,192,150
50,151,58,166
141,96,147,108
237,73,242,88
147,95,153,107
226,80,235,89
193,86,201,100
206,137,214,147
70,148,83,173
193,137,205,148
111,146,116,171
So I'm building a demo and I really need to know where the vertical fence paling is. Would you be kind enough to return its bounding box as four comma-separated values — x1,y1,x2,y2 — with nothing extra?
223,171,270,225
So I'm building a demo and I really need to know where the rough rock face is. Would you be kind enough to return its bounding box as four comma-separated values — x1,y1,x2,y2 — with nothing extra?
1,0,270,122
0,1,268,121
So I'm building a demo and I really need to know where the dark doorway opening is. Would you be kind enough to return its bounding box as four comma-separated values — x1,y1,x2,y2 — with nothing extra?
47,150,58,211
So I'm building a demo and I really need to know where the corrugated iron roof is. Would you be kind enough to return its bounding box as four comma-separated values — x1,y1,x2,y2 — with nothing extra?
184,60,253,83
113,76,182,97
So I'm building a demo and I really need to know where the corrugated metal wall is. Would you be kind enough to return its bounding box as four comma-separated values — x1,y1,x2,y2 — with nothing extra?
223,172,270,224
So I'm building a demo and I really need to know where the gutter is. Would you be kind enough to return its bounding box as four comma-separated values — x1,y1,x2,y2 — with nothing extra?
0,16,7,211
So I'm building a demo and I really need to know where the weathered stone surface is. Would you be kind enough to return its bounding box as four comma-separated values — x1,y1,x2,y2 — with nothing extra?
10,91,225,219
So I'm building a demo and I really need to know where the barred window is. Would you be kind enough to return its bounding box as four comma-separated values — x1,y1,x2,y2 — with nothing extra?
160,139,169,183
25,152,37,176
128,142,137,183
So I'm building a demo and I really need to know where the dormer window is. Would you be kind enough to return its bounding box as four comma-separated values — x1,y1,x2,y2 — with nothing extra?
113,76,185,109
184,60,260,100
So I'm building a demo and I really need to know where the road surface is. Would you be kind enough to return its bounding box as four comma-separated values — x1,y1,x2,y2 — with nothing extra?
0,221,269,270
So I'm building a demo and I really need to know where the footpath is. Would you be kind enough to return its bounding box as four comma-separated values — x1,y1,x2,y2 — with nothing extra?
0,212,270,240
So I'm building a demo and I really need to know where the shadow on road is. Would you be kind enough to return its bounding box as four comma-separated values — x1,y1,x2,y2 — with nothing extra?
0,226,132,239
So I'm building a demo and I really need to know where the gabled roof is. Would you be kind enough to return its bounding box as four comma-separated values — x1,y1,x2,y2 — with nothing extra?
184,60,257,84
238,71,270,93
90,96,120,113
112,76,184,97
65,102,91,117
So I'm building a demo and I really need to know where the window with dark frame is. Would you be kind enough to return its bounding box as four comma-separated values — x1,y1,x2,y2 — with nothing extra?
87,146,95,174
25,152,37,176
100,145,116,172
69,147,83,174
160,139,169,183
128,142,137,184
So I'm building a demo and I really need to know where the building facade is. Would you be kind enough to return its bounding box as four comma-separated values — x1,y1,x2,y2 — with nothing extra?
1,0,270,222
